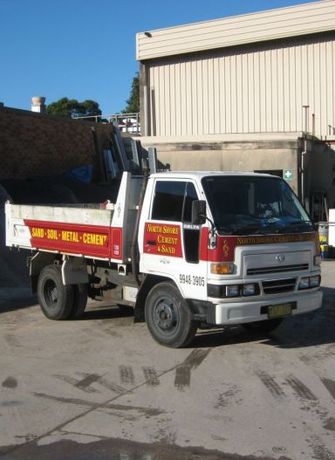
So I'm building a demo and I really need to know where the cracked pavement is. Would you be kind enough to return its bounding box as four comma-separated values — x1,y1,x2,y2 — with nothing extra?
0,262,335,460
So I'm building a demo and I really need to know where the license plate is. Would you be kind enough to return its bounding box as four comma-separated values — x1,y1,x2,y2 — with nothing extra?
268,303,293,319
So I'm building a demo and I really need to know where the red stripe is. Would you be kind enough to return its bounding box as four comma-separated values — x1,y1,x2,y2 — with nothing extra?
200,228,236,262
24,220,123,260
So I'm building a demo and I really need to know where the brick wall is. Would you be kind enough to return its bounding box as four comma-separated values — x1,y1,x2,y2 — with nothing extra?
0,106,114,180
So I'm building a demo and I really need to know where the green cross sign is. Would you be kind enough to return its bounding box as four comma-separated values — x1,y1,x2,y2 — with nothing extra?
283,169,293,181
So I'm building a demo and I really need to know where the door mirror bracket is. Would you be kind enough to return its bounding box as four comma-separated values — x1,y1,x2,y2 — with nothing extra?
191,200,206,225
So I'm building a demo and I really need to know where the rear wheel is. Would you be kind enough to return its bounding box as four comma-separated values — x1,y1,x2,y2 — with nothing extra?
37,265,74,320
242,318,283,334
145,282,198,348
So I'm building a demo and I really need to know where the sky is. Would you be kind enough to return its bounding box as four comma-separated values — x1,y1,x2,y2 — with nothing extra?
0,0,319,115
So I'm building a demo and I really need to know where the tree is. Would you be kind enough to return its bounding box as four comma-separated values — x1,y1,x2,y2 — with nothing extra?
47,97,102,118
123,72,139,113
80,100,101,116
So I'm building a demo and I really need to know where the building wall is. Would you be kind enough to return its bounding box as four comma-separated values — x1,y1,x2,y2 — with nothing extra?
143,32,335,139
137,1,335,60
137,2,335,214
0,106,113,181
141,134,301,194
306,139,335,209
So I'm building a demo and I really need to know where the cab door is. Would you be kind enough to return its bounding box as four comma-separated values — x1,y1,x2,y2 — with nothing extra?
140,179,207,300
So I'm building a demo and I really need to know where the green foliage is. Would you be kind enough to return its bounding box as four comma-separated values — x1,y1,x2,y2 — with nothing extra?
123,72,139,113
80,100,101,117
46,97,102,118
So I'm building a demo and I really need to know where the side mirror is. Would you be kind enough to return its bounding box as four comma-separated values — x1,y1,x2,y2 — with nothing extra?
191,200,206,225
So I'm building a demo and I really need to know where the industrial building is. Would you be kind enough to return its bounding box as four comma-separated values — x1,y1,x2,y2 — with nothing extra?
137,0,335,219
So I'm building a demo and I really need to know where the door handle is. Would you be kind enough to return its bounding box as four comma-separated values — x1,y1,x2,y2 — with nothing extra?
146,240,157,246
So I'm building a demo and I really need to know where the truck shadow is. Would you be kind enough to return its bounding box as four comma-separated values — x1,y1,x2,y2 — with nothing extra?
80,304,134,321
0,292,37,314
193,286,335,349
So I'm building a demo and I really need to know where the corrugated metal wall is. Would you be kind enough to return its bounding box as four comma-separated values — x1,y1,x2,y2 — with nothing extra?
137,1,335,60
147,37,335,138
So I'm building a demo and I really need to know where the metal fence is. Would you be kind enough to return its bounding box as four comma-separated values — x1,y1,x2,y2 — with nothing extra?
73,112,140,134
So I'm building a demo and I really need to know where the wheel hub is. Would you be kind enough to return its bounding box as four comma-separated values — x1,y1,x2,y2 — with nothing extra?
50,287,58,303
45,280,58,306
154,300,177,331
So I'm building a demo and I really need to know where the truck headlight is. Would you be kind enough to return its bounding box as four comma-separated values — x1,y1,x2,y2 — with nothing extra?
309,275,321,288
242,284,256,296
298,275,320,289
298,277,310,289
207,283,259,298
226,285,240,297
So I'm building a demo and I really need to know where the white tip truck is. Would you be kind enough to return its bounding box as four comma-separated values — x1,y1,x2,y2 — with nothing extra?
5,170,322,347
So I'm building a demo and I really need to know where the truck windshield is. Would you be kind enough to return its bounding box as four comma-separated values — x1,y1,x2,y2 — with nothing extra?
202,175,313,235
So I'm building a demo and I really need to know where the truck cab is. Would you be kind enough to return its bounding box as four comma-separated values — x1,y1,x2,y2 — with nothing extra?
137,172,322,347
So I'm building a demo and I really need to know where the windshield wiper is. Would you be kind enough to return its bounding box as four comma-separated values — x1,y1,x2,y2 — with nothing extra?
287,220,312,226
231,224,265,235
275,220,313,233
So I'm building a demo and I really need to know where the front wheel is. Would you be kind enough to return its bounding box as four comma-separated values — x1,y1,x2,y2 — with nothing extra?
37,265,74,320
145,282,198,348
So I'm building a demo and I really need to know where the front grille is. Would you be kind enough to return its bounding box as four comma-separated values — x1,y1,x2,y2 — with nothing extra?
247,264,308,276
262,278,296,294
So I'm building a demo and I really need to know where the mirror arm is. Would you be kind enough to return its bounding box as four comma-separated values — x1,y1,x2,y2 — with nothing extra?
205,216,217,249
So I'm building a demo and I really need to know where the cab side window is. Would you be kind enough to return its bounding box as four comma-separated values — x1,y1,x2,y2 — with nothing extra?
183,182,198,223
183,183,200,263
152,181,186,221
151,181,200,263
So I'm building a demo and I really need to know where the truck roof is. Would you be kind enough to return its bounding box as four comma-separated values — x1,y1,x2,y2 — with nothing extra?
150,171,280,180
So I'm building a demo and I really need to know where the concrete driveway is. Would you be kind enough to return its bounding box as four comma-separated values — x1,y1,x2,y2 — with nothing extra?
0,262,335,460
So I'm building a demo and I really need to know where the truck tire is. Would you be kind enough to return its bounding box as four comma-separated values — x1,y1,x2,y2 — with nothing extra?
37,265,74,320
242,318,283,334
145,282,198,348
71,284,88,318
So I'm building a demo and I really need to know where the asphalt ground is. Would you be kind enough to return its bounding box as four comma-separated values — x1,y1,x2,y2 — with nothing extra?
0,262,335,460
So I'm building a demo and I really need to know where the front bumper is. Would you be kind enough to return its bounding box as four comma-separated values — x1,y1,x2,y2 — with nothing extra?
212,289,323,325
